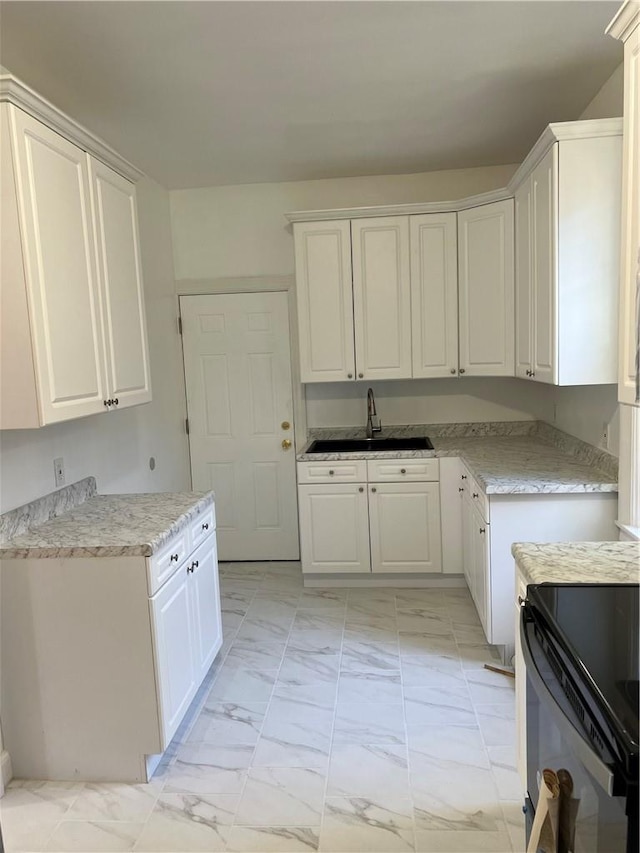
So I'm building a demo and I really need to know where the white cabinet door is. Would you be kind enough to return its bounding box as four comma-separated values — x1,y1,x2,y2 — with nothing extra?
352,216,412,380
369,482,442,574
298,484,371,574
531,147,557,385
151,563,197,747
293,220,355,382
471,503,490,636
458,200,515,377
619,23,640,405
90,158,151,409
189,533,223,683
515,179,533,379
7,105,107,423
410,213,459,378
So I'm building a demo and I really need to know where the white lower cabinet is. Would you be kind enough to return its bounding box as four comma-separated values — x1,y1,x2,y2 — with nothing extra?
150,533,222,746
1,505,222,782
297,459,442,576
297,483,371,574
369,482,442,573
459,466,618,645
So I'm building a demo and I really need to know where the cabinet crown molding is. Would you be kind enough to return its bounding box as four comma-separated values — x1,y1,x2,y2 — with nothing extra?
285,187,512,223
508,117,623,192
606,0,640,41
0,74,143,183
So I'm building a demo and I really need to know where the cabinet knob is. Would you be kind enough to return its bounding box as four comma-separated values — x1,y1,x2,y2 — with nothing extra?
450,368,456,374
461,475,467,480
170,553,179,562
530,371,535,378
329,469,335,476
347,373,353,379
525,370,531,376
371,486,377,493
186,565,192,574
193,560,199,569
202,522,209,530
472,492,479,498
358,486,364,492
459,368,466,375
103,399,110,407
358,373,364,379
400,468,406,474
479,527,486,534
458,487,464,493
114,398,119,406
518,595,526,606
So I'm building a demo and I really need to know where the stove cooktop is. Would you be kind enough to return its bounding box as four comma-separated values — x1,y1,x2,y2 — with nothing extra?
529,583,639,754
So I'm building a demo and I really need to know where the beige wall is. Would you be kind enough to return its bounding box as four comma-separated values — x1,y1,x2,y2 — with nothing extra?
0,176,191,514
579,63,623,120
170,164,519,280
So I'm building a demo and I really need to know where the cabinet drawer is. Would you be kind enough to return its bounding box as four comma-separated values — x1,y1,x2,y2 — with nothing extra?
148,530,190,595
297,460,367,484
190,504,216,551
367,458,439,482
460,466,489,521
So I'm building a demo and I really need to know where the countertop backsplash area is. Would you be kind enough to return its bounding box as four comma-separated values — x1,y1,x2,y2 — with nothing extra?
0,476,97,545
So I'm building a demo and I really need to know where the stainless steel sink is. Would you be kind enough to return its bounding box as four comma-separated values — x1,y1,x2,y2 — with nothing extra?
306,437,434,453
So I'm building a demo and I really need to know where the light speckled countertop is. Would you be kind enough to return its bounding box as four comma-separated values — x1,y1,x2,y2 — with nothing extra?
512,541,640,586
297,424,617,495
0,491,214,559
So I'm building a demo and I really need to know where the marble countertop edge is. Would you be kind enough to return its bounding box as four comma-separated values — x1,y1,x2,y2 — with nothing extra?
512,541,640,586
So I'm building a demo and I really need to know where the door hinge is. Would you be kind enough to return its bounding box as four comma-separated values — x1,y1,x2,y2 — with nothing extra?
185,417,190,435
178,316,183,335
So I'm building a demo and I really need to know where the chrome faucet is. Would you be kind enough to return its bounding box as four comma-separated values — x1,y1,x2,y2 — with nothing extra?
366,387,382,438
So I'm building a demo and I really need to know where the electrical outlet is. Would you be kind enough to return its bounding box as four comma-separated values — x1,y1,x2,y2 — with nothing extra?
53,457,65,487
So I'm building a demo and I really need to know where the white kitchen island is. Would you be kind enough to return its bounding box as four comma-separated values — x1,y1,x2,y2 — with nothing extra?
0,479,222,783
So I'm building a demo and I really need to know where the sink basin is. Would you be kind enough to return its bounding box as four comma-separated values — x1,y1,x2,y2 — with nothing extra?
306,437,434,453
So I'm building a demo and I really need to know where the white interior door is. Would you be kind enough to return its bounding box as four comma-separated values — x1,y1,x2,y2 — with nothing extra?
181,292,299,561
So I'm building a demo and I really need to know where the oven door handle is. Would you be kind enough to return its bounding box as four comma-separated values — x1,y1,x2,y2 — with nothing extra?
520,612,616,797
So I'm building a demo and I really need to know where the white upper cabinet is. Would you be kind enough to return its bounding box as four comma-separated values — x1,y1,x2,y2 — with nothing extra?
90,159,151,408
293,220,355,382
512,120,622,386
608,5,640,404
0,84,151,428
1,104,108,426
352,216,412,380
458,200,515,377
410,213,459,378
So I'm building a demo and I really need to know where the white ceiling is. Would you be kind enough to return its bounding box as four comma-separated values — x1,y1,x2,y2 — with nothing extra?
0,1,622,189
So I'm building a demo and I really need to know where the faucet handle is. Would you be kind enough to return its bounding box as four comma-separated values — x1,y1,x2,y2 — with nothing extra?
370,414,381,432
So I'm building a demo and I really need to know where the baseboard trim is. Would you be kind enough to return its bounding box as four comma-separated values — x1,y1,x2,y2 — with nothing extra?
303,573,466,588
0,750,13,795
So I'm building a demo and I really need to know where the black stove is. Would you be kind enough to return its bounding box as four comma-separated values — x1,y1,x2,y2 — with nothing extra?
522,583,639,853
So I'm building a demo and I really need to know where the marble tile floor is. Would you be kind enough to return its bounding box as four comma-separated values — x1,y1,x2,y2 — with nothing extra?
1,562,525,853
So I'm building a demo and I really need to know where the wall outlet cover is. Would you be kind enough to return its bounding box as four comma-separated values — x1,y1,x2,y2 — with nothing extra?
53,457,65,487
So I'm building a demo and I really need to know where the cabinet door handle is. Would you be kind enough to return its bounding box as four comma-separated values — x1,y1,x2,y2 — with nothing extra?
371,487,377,493
518,595,526,606
358,373,364,379
458,487,464,493
479,527,486,534
358,486,364,492
461,475,467,480
192,560,199,569
329,470,335,476
450,368,456,374
530,371,535,378
170,553,179,562
400,468,406,474
114,398,119,406
347,373,353,379
186,565,192,574
103,399,110,407
459,368,466,374
202,522,209,530
472,492,479,498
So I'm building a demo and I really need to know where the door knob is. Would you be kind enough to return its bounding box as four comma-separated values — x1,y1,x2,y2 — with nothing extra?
282,439,292,450
281,421,290,430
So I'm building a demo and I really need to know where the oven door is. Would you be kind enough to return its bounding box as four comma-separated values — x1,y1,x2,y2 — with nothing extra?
520,611,636,853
